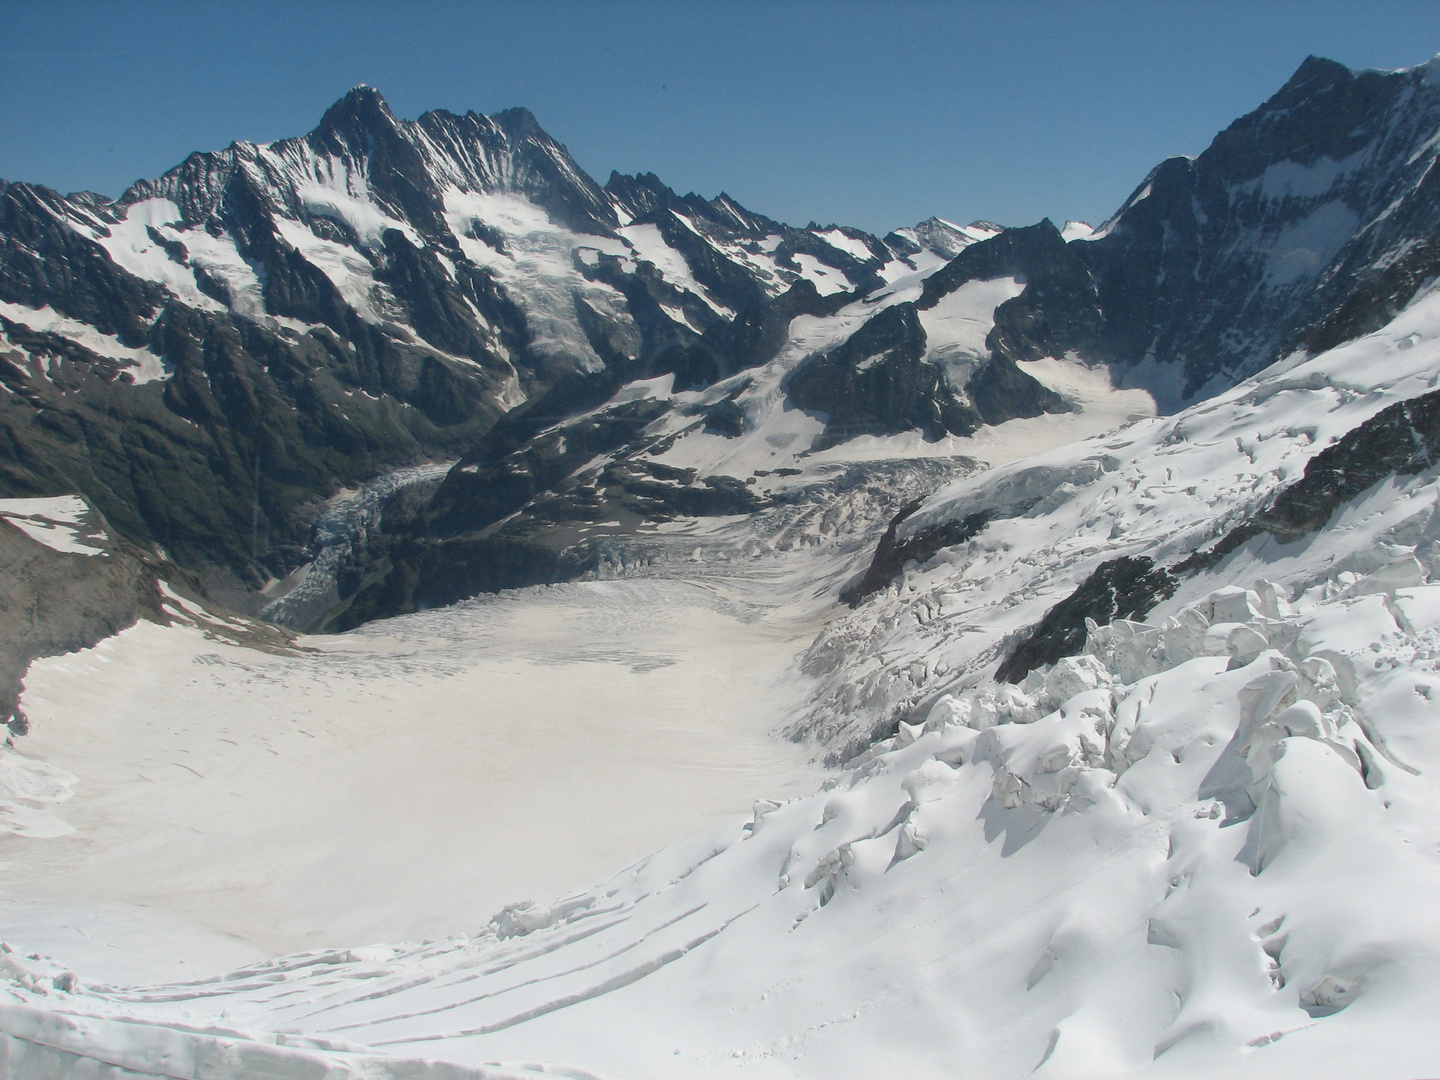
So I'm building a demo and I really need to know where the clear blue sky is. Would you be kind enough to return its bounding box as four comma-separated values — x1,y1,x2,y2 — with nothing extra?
3,1,1440,235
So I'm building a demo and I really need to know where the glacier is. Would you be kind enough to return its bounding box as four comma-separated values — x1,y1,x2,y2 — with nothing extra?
4,275,1440,1079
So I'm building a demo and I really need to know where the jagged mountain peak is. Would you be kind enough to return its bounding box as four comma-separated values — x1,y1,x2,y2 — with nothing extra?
603,170,781,236
327,82,390,112
1069,51,1440,401
488,104,549,142
886,216,1000,260
312,83,404,149
16,55,1440,618
1285,53,1355,90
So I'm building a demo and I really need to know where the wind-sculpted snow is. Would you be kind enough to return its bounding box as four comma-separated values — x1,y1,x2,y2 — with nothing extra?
17,56,1440,1079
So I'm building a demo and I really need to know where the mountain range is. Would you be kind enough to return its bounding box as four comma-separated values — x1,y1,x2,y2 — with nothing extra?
6,51,1440,1080
9,56,1440,637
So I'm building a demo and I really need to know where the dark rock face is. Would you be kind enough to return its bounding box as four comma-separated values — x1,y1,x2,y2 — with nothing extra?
656,279,853,391
0,87,895,608
426,395,675,536
785,304,981,450
1078,57,1440,401
0,298,498,603
0,183,165,344
967,354,1072,427
13,54,1440,629
0,508,164,732
842,498,992,604
325,382,771,626
886,218,995,261
918,220,1105,367
995,556,1179,684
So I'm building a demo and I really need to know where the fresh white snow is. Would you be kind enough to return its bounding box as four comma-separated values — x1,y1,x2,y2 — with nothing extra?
4,577,828,965
447,188,633,370
0,496,108,556
917,275,1027,381
617,222,735,316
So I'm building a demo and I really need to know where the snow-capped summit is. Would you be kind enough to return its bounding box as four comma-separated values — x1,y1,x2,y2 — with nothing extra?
11,124,1440,1080
11,56,1440,629
0,88,921,604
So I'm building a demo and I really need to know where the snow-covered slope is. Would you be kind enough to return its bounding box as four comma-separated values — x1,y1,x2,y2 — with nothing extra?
1076,55,1440,402
8,205,1440,1080
329,224,1152,627
16,51,1440,1080
797,279,1440,755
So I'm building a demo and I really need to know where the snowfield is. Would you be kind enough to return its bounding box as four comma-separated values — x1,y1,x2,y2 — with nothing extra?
1,576,829,968
7,295,1440,1077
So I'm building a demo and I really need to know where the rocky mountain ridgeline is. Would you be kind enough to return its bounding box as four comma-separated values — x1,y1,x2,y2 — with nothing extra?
6,56,1440,628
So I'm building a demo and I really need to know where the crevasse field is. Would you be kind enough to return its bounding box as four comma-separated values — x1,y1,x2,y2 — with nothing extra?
6,286,1440,1077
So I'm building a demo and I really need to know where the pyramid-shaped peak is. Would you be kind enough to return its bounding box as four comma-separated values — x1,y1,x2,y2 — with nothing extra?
490,106,548,143
1278,54,1354,95
340,84,388,108
316,85,400,142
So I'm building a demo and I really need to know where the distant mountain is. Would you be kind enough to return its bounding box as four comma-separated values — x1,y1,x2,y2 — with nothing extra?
1076,54,1440,403
8,57,1440,624
0,87,1005,611
19,123,1440,1080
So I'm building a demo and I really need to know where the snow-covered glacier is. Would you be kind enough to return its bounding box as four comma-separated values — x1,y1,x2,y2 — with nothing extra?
6,264,1440,1080
15,49,1440,1080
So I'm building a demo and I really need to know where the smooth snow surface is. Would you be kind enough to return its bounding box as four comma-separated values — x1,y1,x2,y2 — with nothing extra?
448,188,633,370
0,747,76,839
5,577,827,964
918,275,1027,382
618,222,735,315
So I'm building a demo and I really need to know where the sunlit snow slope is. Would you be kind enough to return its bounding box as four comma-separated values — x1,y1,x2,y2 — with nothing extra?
6,241,1440,1080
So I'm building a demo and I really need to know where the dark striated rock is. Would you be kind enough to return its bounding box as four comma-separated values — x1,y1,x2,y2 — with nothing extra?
967,354,1073,427
842,498,991,604
698,396,746,437
656,278,853,391
785,303,980,450
2,86,896,616
1078,57,1440,400
918,219,1105,367
995,556,1178,683
425,396,671,536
